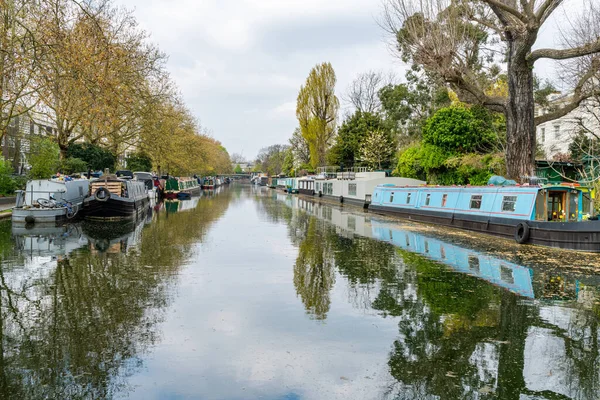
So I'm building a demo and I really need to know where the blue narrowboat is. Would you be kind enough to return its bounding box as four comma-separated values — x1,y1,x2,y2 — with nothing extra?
370,183,599,252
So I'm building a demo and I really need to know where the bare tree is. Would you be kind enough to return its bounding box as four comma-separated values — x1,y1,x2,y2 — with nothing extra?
344,70,395,113
382,0,600,180
230,152,246,164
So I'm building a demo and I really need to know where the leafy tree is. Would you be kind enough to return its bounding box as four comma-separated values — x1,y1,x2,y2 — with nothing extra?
422,106,496,153
378,72,450,141
296,62,339,168
67,143,116,172
383,0,600,179
125,152,153,172
281,149,295,176
60,157,88,175
327,111,390,168
255,145,289,176
360,129,396,170
234,164,242,174
395,106,504,184
29,137,60,179
289,127,311,166
0,157,16,195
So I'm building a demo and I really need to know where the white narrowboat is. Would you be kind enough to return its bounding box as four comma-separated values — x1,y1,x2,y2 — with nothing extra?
13,179,90,224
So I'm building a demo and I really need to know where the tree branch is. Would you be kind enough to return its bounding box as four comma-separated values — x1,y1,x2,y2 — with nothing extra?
480,0,527,22
535,0,564,25
529,38,600,61
535,60,600,125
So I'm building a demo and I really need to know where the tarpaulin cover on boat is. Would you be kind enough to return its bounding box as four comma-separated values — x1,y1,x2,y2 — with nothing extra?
487,175,517,186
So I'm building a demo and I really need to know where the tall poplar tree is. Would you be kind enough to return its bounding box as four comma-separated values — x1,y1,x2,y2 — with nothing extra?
296,62,340,168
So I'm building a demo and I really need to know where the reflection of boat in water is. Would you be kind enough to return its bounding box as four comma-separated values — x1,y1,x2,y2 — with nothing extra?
164,196,200,213
12,224,88,257
13,215,148,256
279,194,535,298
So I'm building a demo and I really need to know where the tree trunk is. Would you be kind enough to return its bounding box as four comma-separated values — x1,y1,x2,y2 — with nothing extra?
505,40,536,181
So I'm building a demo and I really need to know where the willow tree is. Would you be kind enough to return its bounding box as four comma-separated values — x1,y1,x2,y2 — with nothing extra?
296,62,339,168
383,0,600,180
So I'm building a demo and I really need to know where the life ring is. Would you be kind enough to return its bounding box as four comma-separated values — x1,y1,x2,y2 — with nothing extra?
94,187,111,202
339,196,344,203
514,222,530,244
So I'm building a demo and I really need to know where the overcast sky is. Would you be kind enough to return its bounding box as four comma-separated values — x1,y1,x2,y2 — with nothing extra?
118,0,582,161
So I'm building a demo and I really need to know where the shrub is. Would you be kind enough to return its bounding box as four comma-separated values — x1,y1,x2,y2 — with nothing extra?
61,157,88,175
0,158,15,196
29,138,60,179
67,143,116,171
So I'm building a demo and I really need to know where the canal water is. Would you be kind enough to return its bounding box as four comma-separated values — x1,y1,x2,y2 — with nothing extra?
1,184,600,399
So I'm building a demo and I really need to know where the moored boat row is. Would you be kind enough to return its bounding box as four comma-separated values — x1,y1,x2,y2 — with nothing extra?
267,167,600,252
12,171,224,224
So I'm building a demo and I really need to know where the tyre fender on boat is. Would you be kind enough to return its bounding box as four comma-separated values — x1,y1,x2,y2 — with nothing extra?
94,187,111,202
514,222,530,244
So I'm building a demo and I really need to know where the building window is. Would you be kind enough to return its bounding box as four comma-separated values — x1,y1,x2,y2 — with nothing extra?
541,127,545,143
470,195,483,209
390,192,394,202
442,194,448,207
425,193,431,206
406,193,411,204
554,124,560,139
501,195,517,212
348,183,357,196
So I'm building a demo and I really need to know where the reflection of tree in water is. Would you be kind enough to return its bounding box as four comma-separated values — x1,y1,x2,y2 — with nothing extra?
0,189,234,399
294,218,335,320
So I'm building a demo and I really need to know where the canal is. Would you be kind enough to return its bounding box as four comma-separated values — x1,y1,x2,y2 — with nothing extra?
2,184,600,399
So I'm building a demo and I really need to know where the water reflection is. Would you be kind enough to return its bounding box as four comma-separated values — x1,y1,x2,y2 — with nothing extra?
0,188,235,399
270,192,600,399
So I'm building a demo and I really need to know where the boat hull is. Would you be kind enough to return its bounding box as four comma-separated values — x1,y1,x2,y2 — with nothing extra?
369,204,600,252
83,196,149,221
12,206,80,224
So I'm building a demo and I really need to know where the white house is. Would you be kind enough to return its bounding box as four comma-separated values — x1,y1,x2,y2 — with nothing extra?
536,93,600,158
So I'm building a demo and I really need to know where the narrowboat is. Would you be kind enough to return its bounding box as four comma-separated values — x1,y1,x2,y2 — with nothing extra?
134,172,157,199
285,177,299,193
276,178,288,190
370,182,600,252
202,177,216,189
164,177,201,199
313,169,425,207
83,176,149,220
298,176,315,195
13,179,90,224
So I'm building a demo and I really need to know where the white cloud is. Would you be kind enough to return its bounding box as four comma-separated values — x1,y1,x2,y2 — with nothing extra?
118,0,403,160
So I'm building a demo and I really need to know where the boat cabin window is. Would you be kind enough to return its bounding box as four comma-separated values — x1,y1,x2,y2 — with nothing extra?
348,183,357,196
548,191,565,221
470,195,482,209
425,193,431,206
390,192,394,203
406,193,411,204
568,192,578,222
501,196,517,212
500,265,514,284
442,194,447,207
468,255,480,273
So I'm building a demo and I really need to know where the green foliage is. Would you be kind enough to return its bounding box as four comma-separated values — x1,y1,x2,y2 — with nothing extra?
569,131,599,162
394,106,505,184
327,111,390,167
29,138,60,179
60,157,88,175
296,62,339,168
125,152,153,172
422,106,496,153
0,158,16,196
234,164,242,174
67,143,116,172
282,149,295,176
360,129,397,170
